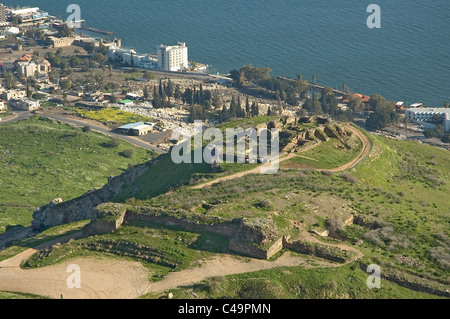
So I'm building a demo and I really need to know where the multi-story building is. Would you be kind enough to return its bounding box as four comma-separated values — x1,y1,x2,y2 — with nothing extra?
15,59,51,78
0,4,7,24
108,45,156,69
157,42,188,72
8,98,40,110
405,107,450,131
9,7,48,23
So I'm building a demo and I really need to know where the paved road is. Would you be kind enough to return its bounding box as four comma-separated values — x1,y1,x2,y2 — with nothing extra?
1,110,166,154
0,111,33,124
42,113,166,154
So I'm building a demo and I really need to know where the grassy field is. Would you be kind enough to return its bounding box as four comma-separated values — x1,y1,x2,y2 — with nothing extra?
2,116,449,299
282,136,362,169
145,263,444,299
76,107,154,126
0,291,49,299
0,116,155,232
118,133,449,284
21,223,229,282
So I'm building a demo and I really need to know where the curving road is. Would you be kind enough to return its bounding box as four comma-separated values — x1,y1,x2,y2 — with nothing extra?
0,110,165,154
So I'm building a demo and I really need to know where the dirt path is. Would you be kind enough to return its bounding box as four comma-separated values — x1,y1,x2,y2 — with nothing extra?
192,152,299,189
0,125,369,299
0,231,363,298
193,124,371,189
0,232,151,299
144,238,364,295
297,230,364,261
323,125,371,173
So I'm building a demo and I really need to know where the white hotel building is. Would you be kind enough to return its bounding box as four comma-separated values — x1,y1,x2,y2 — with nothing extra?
157,42,188,72
405,108,450,131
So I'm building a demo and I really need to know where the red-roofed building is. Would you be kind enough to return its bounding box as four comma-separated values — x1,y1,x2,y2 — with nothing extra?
20,54,33,62
342,93,370,104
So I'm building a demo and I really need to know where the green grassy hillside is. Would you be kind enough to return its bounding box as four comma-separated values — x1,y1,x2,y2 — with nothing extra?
2,117,449,299
0,116,155,232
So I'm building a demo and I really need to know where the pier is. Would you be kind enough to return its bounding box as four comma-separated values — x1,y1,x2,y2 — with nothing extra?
78,25,115,35
278,76,346,96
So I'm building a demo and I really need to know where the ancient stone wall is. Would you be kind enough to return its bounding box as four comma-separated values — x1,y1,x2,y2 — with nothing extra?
32,157,162,230
124,211,241,238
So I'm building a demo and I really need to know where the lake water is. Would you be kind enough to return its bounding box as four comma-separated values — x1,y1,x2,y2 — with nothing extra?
5,0,450,106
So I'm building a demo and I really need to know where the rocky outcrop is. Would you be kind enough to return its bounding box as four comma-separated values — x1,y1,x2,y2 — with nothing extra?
283,237,353,263
314,129,329,142
124,209,241,238
32,156,162,230
82,203,128,236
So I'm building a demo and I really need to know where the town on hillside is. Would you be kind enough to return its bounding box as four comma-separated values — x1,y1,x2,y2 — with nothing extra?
0,3,448,153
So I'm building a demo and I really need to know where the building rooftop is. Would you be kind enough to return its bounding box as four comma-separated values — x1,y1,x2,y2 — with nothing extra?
117,122,146,130
407,108,450,114
119,99,134,104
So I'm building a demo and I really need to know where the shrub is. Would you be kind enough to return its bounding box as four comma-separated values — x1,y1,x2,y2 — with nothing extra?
238,280,277,299
260,199,273,208
324,281,338,290
108,137,120,148
121,149,134,158
341,172,358,184
429,247,450,270
363,222,412,251
326,218,344,232
82,125,91,133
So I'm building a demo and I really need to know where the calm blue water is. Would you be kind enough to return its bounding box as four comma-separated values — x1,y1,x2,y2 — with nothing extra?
5,0,450,106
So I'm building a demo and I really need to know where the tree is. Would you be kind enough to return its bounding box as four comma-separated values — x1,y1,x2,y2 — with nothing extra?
312,98,322,115
84,42,96,54
250,101,259,117
434,124,444,138
58,24,74,38
165,79,174,98
32,50,40,61
240,64,272,84
74,49,80,56
4,72,17,89
444,102,449,108
174,84,182,102
189,104,204,122
369,94,387,111
143,71,155,81
245,96,250,116
229,69,244,88
229,96,237,118
366,107,398,130
423,130,435,138
143,86,150,100
60,78,73,91
441,133,450,143
92,52,108,65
